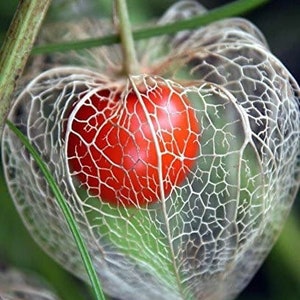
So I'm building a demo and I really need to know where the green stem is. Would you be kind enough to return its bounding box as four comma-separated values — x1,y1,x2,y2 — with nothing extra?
0,0,52,137
114,0,139,75
32,0,270,55
6,120,106,300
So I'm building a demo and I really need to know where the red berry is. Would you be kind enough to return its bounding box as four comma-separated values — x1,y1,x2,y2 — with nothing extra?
66,82,200,206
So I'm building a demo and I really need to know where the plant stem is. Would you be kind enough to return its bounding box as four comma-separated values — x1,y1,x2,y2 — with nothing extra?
114,0,139,75
0,0,52,137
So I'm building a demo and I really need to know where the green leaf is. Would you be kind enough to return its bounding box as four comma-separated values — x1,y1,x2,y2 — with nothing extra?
32,0,270,55
6,120,106,300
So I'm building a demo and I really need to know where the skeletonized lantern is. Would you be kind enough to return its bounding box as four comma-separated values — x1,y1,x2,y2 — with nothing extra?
2,1,299,300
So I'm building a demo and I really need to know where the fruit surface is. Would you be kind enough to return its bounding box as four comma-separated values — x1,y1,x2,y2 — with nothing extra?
67,82,200,206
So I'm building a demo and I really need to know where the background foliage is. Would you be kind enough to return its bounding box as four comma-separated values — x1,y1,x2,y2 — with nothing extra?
0,1,299,300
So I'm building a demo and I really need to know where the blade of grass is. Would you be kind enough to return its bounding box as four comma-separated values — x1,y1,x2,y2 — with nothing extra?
0,0,52,136
32,0,270,55
6,120,106,300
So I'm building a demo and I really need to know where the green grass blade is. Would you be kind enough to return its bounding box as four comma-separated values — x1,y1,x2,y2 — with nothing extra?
6,120,106,300
32,0,270,55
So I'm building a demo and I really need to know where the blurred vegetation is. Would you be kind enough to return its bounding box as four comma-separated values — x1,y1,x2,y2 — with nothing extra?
0,1,299,300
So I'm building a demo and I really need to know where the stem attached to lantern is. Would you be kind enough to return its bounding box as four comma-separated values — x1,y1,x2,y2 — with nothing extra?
114,0,139,75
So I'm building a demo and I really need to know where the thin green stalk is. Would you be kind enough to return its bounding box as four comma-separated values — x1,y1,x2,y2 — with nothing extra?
114,0,139,75
32,0,270,55
0,0,52,136
6,120,106,300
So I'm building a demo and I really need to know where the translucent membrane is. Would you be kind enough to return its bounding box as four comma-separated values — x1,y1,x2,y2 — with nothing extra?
2,2,299,300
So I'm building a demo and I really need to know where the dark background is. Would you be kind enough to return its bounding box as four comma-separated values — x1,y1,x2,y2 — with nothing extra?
0,1,299,300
